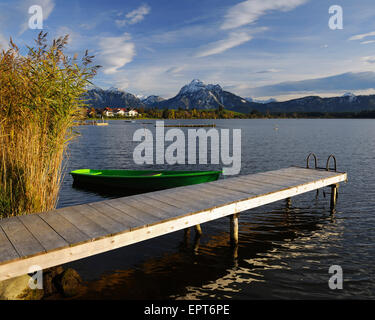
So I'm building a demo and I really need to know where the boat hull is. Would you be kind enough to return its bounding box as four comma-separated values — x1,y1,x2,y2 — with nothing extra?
70,169,221,192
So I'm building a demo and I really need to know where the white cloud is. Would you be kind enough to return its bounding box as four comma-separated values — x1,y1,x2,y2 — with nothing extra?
361,40,375,45
19,0,55,34
115,4,151,27
255,68,280,74
165,66,185,74
362,56,375,64
349,31,375,41
196,32,253,57
99,33,136,74
221,0,308,30
148,25,210,44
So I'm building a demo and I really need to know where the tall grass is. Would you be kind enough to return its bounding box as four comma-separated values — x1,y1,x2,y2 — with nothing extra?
0,32,100,218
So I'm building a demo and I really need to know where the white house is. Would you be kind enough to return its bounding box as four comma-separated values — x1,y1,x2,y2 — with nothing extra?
115,108,127,116
103,108,114,117
126,109,139,117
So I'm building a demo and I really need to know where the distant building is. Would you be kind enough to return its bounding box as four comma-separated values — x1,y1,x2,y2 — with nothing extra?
127,109,139,117
103,107,114,117
114,108,127,116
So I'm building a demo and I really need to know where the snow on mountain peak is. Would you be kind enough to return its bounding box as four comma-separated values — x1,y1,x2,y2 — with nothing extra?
179,79,222,95
107,87,122,93
342,92,357,102
343,92,356,97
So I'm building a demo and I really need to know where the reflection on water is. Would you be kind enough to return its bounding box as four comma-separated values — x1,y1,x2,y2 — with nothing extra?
56,119,375,299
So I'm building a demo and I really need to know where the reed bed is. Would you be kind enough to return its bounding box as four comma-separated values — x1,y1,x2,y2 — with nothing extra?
0,32,99,218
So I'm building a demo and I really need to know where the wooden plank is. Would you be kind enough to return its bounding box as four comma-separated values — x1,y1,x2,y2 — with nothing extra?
267,167,342,179
18,214,68,252
0,218,45,258
128,195,187,216
69,204,126,235
186,185,250,205
257,173,321,186
87,201,144,229
237,174,305,188
0,227,19,263
159,188,227,210
39,211,90,245
116,197,173,220
212,179,273,195
57,207,109,239
261,170,341,182
259,169,327,181
150,186,225,208
184,181,251,199
227,179,288,195
143,191,207,213
200,183,253,198
252,173,312,186
288,167,343,176
180,188,244,208
105,198,162,225
208,176,282,194
233,176,291,190
260,169,346,186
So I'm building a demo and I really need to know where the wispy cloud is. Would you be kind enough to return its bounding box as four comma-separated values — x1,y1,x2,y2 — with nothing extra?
196,31,252,57
165,66,185,75
255,68,280,74
361,40,375,45
362,56,375,64
115,4,151,27
148,25,209,44
221,0,308,30
99,33,136,74
349,31,375,41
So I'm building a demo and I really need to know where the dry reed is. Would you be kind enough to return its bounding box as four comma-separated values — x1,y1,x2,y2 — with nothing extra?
0,32,100,217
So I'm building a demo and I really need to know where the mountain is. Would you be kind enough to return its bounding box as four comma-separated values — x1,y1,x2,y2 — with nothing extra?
255,94,375,113
246,97,277,104
82,81,375,114
82,87,145,109
248,72,375,97
142,95,165,107
155,79,257,112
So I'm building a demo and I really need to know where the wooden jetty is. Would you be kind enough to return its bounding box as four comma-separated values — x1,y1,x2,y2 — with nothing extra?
0,166,347,281
74,120,109,126
161,124,216,128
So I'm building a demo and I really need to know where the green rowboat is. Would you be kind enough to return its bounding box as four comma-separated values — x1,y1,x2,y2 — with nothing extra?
70,169,221,192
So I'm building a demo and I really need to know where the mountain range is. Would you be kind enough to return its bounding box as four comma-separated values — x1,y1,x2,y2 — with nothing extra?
82,80,375,113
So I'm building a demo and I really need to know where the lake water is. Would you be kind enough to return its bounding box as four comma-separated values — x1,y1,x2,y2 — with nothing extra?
57,119,375,299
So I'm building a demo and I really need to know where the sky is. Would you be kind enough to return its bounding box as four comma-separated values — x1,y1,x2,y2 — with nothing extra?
1,0,375,101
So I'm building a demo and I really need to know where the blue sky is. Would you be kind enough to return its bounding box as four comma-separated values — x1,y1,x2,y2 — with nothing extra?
1,0,375,101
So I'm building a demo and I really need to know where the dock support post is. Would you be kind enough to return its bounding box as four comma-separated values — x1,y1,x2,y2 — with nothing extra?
330,184,339,212
286,198,292,209
194,224,202,236
230,213,239,245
